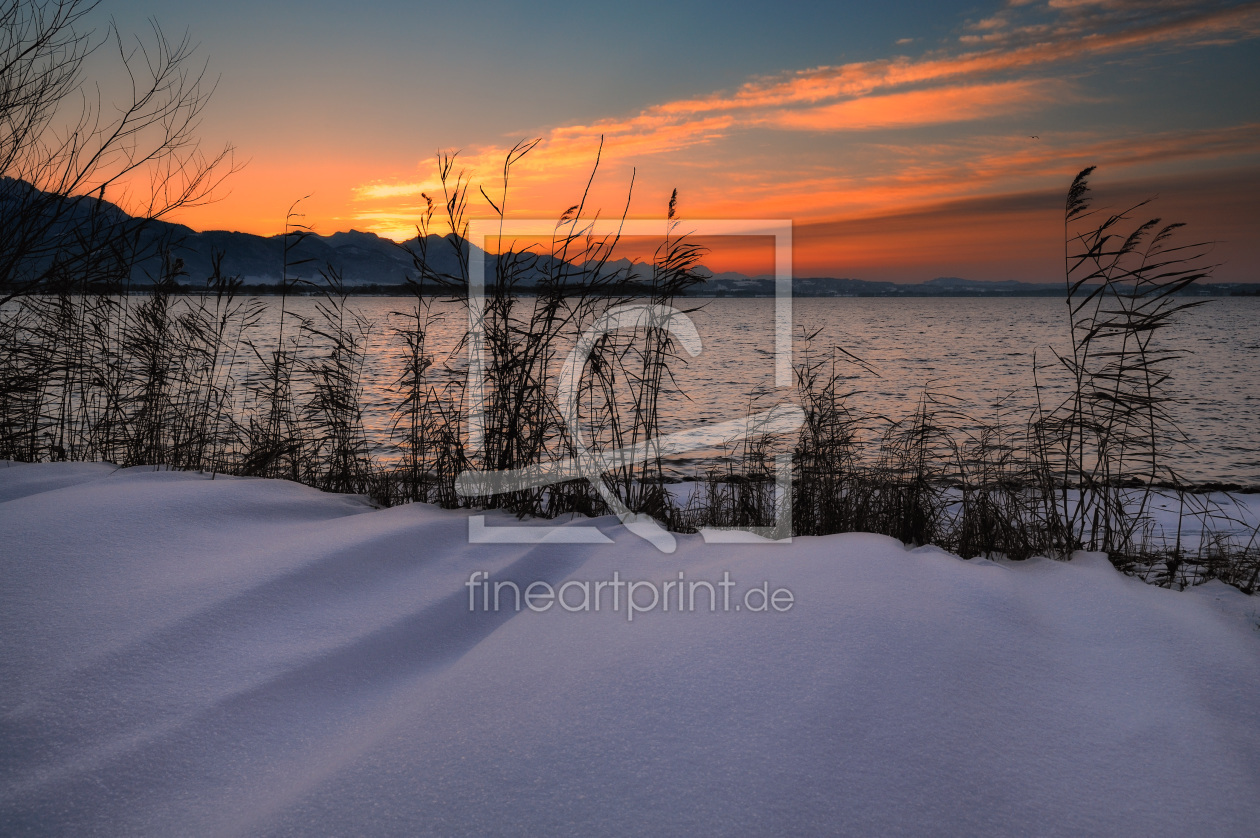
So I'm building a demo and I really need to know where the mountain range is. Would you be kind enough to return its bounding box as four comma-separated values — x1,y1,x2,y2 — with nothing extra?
3,178,1255,296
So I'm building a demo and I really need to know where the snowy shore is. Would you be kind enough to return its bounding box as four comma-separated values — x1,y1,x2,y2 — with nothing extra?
2,462,1258,836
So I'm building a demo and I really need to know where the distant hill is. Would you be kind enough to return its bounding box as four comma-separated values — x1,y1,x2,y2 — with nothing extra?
699,276,1066,297
4,178,1256,296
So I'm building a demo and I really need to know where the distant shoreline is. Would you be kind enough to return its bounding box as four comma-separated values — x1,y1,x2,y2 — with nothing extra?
94,281,1260,298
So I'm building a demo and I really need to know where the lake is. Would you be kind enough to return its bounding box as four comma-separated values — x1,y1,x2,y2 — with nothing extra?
258,295,1260,487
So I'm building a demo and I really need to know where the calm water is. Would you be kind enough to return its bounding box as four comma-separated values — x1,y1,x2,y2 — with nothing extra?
268,295,1260,487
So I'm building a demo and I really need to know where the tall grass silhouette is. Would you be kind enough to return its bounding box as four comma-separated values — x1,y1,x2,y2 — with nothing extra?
1,161,1256,592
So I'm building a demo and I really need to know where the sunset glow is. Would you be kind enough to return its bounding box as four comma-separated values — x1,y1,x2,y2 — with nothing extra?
108,0,1259,282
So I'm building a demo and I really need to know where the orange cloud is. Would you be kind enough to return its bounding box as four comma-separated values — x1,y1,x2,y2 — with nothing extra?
790,165,1260,282
350,1,1260,227
652,4,1260,117
676,124,1260,222
763,80,1067,132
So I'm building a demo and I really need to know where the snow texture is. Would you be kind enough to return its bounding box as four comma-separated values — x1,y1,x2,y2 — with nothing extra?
2,462,1258,836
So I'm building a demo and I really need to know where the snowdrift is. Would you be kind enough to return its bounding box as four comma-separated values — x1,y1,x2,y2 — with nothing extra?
2,463,1258,836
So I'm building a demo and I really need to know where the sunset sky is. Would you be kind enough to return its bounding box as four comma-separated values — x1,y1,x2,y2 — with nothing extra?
101,0,1260,281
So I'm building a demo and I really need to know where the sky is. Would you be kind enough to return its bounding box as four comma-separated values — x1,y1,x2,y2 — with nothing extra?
94,0,1260,281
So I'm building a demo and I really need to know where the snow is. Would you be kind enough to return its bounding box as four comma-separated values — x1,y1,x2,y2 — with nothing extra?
2,462,1258,836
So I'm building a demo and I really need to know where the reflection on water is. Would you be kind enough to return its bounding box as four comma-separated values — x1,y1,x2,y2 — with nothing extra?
252,295,1260,486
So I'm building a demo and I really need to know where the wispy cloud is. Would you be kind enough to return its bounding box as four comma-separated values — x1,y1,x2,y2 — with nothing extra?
354,179,447,202
669,2,1260,116
351,1,1260,250
762,79,1069,131
680,123,1260,219
789,163,1260,281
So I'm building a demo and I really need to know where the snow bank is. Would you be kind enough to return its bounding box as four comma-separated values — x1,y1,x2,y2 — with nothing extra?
2,462,1258,836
